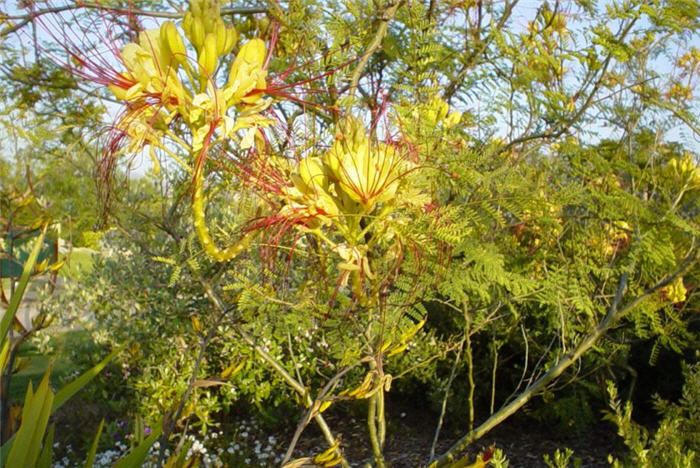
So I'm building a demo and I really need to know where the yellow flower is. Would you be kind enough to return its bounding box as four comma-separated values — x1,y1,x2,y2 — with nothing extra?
108,25,190,118
324,117,403,213
277,157,340,227
423,96,462,128
226,38,268,109
666,277,687,303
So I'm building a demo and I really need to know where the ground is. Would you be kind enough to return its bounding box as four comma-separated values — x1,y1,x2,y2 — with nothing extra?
10,330,625,467
289,401,622,467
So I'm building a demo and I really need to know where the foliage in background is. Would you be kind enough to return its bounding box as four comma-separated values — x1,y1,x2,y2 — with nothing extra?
0,0,698,466
605,364,700,468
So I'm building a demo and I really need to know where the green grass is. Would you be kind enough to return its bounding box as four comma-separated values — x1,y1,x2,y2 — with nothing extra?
59,248,97,281
5,246,97,401
8,329,91,402
2,246,96,286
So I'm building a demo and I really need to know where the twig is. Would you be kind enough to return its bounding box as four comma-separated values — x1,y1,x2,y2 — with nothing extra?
346,0,402,107
464,311,475,433
498,14,639,156
443,0,520,101
281,365,354,465
1,3,266,38
156,304,231,467
489,332,498,415
429,337,464,460
428,247,699,467
368,390,386,468
196,276,350,468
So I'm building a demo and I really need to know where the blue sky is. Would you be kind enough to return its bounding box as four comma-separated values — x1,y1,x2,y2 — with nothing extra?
1,0,698,174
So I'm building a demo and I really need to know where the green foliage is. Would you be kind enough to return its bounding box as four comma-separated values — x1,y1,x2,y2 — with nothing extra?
488,448,510,468
543,448,581,468
530,381,602,435
83,418,104,468
651,363,700,456
605,369,699,468
1,0,699,466
3,370,53,468
112,419,162,468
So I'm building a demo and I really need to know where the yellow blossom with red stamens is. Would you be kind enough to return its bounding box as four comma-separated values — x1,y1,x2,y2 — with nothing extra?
101,0,275,262
260,117,414,287
324,117,404,214
109,27,187,110
227,38,269,111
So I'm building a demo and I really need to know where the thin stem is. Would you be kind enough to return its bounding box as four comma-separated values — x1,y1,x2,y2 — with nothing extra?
2,4,266,37
377,381,386,448
490,336,498,416
503,323,529,404
443,0,520,100
429,249,699,467
236,323,348,466
196,276,350,468
465,311,474,433
346,1,402,108
156,305,229,467
281,365,354,466
368,391,386,468
429,338,464,460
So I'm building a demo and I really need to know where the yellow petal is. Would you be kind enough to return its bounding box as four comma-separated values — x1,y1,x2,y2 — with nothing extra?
227,38,267,99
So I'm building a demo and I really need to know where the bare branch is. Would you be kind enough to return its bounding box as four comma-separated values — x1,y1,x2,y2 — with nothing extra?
347,0,403,107
1,3,266,38
429,246,699,467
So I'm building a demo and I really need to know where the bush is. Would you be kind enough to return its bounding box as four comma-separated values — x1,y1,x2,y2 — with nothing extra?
605,364,700,468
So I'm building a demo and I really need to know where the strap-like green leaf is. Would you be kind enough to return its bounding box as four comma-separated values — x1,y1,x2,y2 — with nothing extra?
83,418,105,468
113,420,163,468
20,380,35,422
52,346,121,412
1,347,119,466
6,368,54,468
0,224,47,345
36,424,55,468
0,432,12,465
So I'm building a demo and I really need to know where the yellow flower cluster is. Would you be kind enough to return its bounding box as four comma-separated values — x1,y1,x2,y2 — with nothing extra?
284,118,403,223
665,277,687,304
272,117,413,285
282,118,405,225
106,1,425,271
668,155,700,186
106,0,272,261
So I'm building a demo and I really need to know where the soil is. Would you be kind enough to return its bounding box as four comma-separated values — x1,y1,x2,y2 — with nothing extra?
290,401,623,468
51,392,624,467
